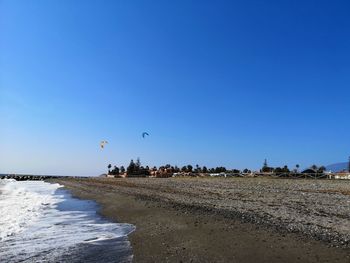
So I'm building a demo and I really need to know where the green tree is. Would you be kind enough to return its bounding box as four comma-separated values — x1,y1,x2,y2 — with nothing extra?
127,160,136,174
261,159,273,173
215,167,227,173
108,164,112,173
282,165,290,173
187,165,193,172
111,166,119,175
311,164,318,171
136,158,141,168
318,166,326,173
194,164,198,173
263,159,268,168
120,166,125,173
274,167,283,175
261,166,273,173
202,166,208,173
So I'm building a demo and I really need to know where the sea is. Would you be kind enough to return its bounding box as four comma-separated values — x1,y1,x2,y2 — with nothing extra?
0,179,135,263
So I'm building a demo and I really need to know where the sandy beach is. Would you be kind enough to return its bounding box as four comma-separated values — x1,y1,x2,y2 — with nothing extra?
53,177,350,263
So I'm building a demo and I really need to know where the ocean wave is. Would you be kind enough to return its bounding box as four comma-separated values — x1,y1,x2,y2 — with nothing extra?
0,180,135,262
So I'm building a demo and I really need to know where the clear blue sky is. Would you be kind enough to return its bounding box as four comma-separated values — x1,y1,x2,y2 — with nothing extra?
1,0,349,176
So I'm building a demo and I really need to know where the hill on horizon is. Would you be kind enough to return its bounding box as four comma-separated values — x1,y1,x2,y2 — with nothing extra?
326,162,349,172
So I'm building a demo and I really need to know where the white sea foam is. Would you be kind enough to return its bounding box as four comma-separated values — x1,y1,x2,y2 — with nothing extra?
0,179,135,262
0,179,58,241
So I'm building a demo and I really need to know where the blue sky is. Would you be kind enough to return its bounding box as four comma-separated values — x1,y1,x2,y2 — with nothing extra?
1,0,350,176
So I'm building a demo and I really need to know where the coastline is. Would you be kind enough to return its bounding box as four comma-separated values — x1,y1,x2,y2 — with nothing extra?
53,177,350,263
0,179,134,263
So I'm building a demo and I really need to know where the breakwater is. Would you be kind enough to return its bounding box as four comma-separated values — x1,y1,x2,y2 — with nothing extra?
0,174,68,181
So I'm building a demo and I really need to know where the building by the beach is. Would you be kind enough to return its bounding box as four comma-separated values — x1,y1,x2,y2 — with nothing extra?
333,171,350,180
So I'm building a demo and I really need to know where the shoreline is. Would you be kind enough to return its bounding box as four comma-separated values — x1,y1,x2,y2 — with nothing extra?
0,179,134,263
53,177,350,263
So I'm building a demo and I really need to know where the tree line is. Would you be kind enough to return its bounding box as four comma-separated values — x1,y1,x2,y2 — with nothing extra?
108,158,251,176
260,159,326,174
107,158,327,176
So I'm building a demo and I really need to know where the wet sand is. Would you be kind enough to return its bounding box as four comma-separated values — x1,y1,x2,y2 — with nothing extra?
54,178,350,263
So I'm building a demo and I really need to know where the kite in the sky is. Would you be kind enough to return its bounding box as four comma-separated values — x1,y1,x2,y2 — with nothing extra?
100,140,108,149
142,132,149,138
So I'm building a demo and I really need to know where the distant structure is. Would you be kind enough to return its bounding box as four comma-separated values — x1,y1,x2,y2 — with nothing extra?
348,156,350,172
264,159,268,167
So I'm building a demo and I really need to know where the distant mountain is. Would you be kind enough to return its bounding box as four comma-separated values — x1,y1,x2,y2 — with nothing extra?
326,162,348,172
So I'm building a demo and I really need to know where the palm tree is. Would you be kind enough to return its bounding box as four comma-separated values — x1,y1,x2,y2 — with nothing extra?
195,164,200,173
